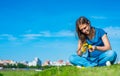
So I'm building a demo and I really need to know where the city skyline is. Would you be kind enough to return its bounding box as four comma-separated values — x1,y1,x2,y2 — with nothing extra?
0,0,120,62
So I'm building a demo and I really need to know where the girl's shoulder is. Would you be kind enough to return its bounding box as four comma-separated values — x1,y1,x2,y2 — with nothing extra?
94,27,107,37
94,27,105,33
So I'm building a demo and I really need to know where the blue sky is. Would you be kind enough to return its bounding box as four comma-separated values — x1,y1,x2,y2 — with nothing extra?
0,0,120,63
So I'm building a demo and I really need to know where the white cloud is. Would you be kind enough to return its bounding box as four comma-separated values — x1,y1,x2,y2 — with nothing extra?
23,30,74,38
22,31,51,40
0,30,75,41
39,31,51,37
103,26,120,39
21,30,75,40
0,34,17,41
53,30,75,37
22,34,42,40
91,16,107,19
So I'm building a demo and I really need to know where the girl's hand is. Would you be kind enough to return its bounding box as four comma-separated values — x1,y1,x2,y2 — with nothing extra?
77,50,82,56
88,46,96,52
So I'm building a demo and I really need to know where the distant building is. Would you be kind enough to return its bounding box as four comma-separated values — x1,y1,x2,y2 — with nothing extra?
48,60,66,66
117,61,120,64
42,60,51,66
19,61,28,65
28,57,41,66
0,60,16,65
42,59,72,66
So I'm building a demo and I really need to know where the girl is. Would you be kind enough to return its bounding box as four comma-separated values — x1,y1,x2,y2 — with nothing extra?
69,16,117,67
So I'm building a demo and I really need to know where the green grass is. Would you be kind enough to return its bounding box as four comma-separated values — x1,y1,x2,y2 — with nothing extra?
0,70,38,76
0,64,120,76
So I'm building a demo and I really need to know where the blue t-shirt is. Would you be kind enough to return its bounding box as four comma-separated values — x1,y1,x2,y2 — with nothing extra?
86,27,107,58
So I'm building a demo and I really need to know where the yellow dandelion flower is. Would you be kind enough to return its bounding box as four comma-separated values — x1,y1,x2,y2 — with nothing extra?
81,43,93,53
81,43,88,53
88,45,92,49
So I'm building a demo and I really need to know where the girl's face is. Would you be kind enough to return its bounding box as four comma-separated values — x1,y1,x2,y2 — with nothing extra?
79,24,91,35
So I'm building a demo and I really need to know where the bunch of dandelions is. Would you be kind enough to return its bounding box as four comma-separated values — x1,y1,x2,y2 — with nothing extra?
81,43,92,53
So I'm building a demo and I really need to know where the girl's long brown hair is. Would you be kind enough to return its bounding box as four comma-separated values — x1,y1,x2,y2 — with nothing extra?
76,16,94,50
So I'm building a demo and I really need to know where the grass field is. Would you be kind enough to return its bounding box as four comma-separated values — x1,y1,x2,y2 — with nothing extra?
0,64,120,76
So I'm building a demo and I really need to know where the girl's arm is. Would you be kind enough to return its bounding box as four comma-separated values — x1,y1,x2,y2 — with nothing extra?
95,34,111,51
77,40,83,56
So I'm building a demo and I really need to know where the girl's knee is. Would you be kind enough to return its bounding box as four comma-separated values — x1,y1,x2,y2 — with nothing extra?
105,50,117,58
69,55,77,63
103,50,117,63
99,50,117,62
